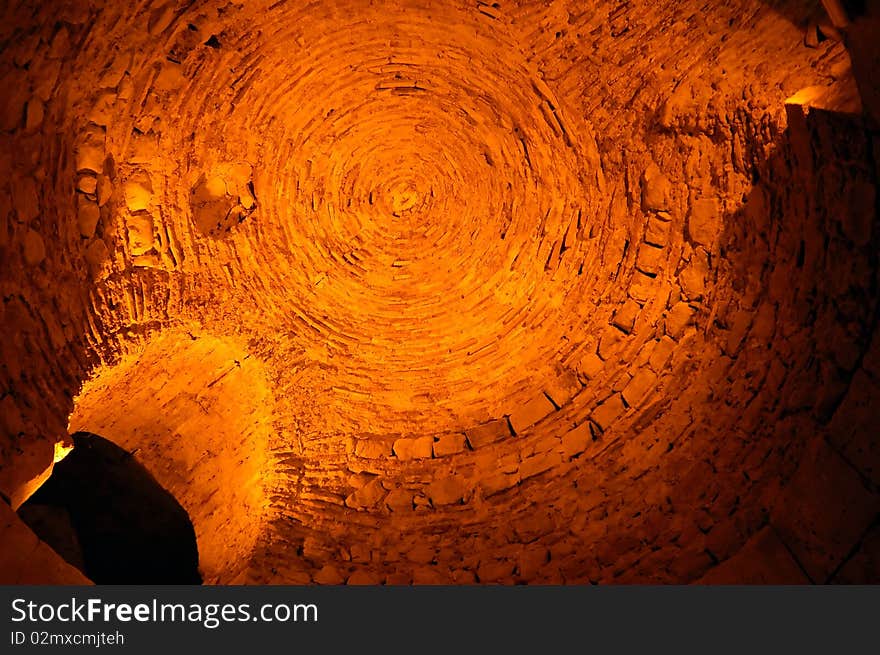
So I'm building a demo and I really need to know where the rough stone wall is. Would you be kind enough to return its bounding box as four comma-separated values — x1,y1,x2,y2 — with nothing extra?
68,331,273,584
0,0,877,584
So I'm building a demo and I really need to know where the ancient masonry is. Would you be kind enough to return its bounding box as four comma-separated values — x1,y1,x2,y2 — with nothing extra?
1,0,878,584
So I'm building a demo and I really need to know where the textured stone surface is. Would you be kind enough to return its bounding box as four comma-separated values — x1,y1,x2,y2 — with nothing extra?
772,438,880,582
687,197,721,246
0,0,877,587
393,436,433,461
509,394,556,434
22,229,45,265
697,526,808,584
67,333,273,584
465,419,510,449
433,433,467,457
427,478,468,506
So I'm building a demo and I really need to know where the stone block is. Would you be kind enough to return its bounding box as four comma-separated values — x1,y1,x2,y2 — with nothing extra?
636,244,664,275
519,451,562,480
344,479,386,509
464,418,509,449
622,368,658,407
641,163,671,211
544,369,581,407
772,438,880,582
612,299,641,334
25,97,44,130
480,471,519,497
346,569,381,585
576,350,605,379
687,196,721,247
75,144,104,174
591,393,626,431
77,175,97,195
477,559,516,583
404,543,435,564
648,336,676,371
312,565,344,585
126,213,155,256
354,439,391,459
22,229,45,266
644,214,671,246
665,302,694,338
392,436,433,460
508,393,556,434
124,173,153,212
97,174,113,207
523,434,561,458
517,546,550,580
696,526,808,584
433,432,467,457
561,422,593,458
679,248,708,299
427,477,468,505
77,198,101,238
384,489,413,512
84,238,112,279
629,270,660,303
598,325,623,358
412,566,452,584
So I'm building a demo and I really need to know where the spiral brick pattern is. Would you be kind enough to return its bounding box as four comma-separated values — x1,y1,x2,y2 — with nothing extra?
0,0,878,585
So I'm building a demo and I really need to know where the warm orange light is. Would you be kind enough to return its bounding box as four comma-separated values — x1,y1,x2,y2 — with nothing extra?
0,0,878,586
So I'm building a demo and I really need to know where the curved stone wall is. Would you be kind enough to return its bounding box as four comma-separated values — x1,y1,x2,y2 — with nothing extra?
0,0,877,584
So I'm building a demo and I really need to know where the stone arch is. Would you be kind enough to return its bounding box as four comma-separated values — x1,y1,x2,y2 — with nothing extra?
65,330,274,584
